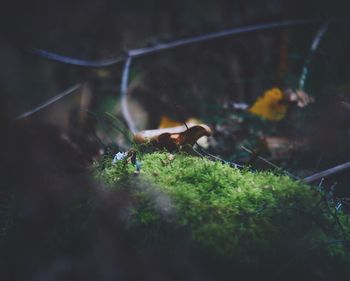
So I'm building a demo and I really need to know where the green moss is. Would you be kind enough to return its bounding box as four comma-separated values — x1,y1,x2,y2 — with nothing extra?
95,152,350,270
94,154,135,186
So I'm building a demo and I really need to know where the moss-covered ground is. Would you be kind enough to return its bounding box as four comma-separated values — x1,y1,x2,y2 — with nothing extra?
94,151,350,279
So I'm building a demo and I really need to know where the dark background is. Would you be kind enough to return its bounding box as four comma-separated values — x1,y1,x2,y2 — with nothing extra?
0,1,349,280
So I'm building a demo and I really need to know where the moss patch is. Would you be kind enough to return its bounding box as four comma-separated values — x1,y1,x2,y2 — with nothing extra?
95,152,350,275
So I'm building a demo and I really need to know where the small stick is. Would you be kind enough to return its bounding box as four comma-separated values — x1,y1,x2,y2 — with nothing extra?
183,121,243,168
198,147,244,169
115,66,145,136
303,161,350,183
120,56,137,134
128,19,319,58
299,22,329,90
241,146,299,179
27,20,321,134
30,48,123,68
30,19,320,67
14,83,82,120
28,20,321,133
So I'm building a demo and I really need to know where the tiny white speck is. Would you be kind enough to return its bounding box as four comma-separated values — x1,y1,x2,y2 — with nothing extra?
112,152,128,164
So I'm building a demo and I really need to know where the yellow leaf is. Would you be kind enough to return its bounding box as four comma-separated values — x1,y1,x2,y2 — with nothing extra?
249,88,287,121
158,116,182,128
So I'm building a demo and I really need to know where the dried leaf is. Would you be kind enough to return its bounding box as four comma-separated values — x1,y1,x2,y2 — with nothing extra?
158,116,210,148
284,88,315,108
134,124,212,151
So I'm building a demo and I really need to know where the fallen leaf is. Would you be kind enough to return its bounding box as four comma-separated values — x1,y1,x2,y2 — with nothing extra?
284,88,315,108
158,116,210,148
249,88,287,121
134,124,212,151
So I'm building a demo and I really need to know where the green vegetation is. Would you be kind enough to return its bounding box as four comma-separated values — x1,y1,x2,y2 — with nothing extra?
95,151,350,272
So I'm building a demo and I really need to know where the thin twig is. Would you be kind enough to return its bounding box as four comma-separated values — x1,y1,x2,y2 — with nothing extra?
299,22,329,90
128,19,319,58
197,147,244,169
24,20,321,132
303,161,350,183
120,56,138,134
14,83,82,120
30,19,320,67
30,49,124,67
241,146,299,179
183,121,243,168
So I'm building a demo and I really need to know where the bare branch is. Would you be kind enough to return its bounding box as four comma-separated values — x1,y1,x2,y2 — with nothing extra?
120,56,137,134
30,19,320,67
304,161,350,183
241,146,299,179
30,49,123,67
129,19,319,58
299,22,329,90
14,83,82,120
